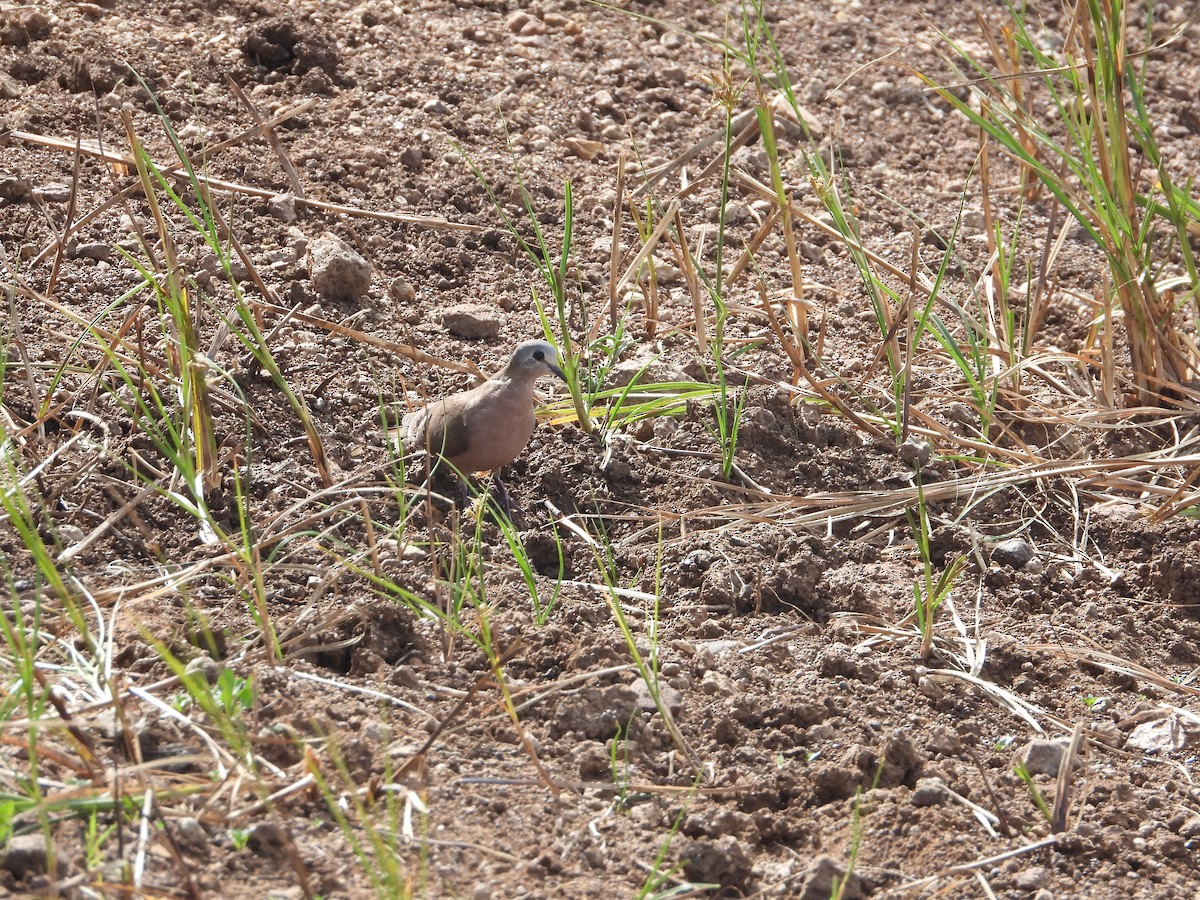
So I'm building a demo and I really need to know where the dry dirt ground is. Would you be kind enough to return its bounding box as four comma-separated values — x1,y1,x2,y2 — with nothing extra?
4,0,1200,898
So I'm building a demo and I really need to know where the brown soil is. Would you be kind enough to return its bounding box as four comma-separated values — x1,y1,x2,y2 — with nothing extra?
3,1,1200,898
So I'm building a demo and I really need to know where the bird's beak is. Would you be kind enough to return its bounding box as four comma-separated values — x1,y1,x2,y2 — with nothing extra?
549,362,567,382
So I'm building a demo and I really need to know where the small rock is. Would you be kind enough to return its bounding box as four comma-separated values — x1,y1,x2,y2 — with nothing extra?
926,725,963,756
389,277,416,305
797,854,863,900
441,303,501,340
1014,866,1049,891
1127,713,1200,753
573,740,610,778
308,232,372,301
911,776,949,807
700,669,735,696
609,353,686,388
285,226,309,257
58,523,86,544
1,833,65,880
184,654,220,685
1017,738,1072,777
505,10,532,32
550,684,638,740
564,137,605,160
1179,816,1200,838
590,89,616,113
992,538,1034,569
399,145,423,171
246,822,288,857
917,675,944,700
681,835,753,890
71,241,112,262
649,254,681,282
898,435,931,469
742,406,777,431
798,240,826,264
630,677,682,718
818,646,858,679
34,183,71,203
1092,499,1140,522
423,97,449,114
174,817,207,851
0,72,22,100
267,193,298,223
944,402,976,425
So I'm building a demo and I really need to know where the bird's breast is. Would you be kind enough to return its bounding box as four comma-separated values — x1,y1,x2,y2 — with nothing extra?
450,393,537,473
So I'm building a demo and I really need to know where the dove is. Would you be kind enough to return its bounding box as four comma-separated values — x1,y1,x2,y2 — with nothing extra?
402,340,566,505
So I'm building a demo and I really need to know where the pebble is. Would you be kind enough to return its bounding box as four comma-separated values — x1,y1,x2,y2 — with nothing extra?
1127,714,1200,753
1014,866,1049,891
34,183,71,203
898,435,931,469
590,89,616,114
944,401,976,425
631,678,682,717
389,277,416,305
267,192,297,223
700,669,735,696
70,240,112,262
440,303,501,339
0,72,21,100
1017,738,1071,777
1,833,63,880
400,145,423,171
184,654,221,684
505,10,531,32
799,854,862,900
1179,816,1200,838
58,523,86,544
174,816,208,851
992,538,1034,569
308,231,372,301
286,227,309,257
911,776,950,806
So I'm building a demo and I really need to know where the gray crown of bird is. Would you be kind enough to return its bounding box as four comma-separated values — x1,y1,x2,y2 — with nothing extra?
402,339,566,475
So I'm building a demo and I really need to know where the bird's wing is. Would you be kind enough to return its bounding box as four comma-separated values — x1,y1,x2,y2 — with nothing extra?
400,408,426,449
413,396,473,461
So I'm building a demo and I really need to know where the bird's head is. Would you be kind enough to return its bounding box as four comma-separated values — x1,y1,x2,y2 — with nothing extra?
507,340,567,382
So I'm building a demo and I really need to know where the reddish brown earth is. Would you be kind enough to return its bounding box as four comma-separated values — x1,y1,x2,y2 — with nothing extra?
4,1,1200,898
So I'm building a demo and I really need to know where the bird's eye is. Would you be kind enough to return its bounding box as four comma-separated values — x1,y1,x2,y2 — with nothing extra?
533,350,545,361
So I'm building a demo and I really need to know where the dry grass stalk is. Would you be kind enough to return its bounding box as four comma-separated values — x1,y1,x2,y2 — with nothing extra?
882,836,1059,896
1051,722,1085,833
250,300,483,377
10,129,483,248
670,205,707,354
224,73,306,198
626,197,662,337
608,151,627,335
122,111,221,496
611,199,680,301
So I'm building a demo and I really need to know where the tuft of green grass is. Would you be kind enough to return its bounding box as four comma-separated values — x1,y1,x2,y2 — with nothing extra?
908,471,969,661
916,1,1200,405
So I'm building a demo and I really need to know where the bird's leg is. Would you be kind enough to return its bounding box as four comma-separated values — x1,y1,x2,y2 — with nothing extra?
488,470,521,524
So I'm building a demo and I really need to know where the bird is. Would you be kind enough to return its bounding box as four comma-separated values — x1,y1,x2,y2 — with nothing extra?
402,339,566,506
